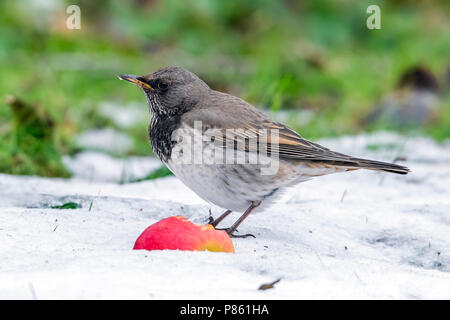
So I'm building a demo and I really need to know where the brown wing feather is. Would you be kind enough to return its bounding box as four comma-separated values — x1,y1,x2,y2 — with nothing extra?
182,91,409,175
263,122,409,174
213,121,409,175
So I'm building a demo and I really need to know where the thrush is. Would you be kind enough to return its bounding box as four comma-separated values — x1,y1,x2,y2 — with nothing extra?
119,66,409,238
365,66,440,127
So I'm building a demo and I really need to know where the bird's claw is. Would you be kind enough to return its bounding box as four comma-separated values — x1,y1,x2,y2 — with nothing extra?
207,209,220,227
228,232,256,239
208,209,254,237
215,227,256,238
207,209,215,225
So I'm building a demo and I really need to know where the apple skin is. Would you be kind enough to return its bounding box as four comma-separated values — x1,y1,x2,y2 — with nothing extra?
133,216,235,253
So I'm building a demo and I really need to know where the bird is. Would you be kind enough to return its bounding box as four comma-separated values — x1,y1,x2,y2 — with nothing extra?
364,66,440,127
119,66,409,238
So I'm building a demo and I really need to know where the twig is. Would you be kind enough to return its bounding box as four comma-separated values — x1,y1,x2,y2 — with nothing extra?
258,278,281,291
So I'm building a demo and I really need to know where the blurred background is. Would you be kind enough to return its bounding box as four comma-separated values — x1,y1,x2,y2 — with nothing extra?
0,0,449,180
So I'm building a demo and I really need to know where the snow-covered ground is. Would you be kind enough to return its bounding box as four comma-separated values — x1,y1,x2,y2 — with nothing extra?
0,132,449,299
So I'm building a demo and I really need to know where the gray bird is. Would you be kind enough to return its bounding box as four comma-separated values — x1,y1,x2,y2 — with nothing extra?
365,66,440,127
119,66,409,238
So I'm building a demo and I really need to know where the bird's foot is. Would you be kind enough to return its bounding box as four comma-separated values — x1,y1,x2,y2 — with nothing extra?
215,227,255,238
207,209,232,228
207,209,219,227
229,232,256,239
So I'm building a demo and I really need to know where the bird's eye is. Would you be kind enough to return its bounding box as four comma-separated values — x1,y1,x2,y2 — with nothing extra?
158,81,169,90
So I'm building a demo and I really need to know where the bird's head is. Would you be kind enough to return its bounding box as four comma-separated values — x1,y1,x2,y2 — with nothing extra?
119,66,210,116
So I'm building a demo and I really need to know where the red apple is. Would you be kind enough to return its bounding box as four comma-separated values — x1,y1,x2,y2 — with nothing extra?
133,216,235,253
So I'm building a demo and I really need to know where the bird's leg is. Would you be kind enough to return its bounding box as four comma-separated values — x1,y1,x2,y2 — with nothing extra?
225,201,261,238
208,209,232,227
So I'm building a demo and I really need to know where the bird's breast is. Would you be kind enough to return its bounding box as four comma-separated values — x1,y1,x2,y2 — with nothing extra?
148,113,183,162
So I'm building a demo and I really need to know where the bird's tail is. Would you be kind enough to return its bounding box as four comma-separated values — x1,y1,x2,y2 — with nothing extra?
343,157,410,175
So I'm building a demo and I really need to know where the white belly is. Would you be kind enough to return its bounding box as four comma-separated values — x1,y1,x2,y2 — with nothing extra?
164,126,342,212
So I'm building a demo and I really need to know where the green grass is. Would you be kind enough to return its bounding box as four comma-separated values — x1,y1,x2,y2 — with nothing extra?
51,202,82,209
0,0,449,177
131,165,173,182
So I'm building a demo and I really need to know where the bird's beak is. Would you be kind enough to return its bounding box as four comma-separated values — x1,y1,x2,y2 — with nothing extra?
118,74,154,91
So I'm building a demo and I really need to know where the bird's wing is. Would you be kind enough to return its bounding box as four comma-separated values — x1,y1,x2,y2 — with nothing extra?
181,92,409,174
219,120,355,162
182,94,350,162
217,120,409,173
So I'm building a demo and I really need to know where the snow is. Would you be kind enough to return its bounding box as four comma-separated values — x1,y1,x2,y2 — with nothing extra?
0,132,449,299
76,128,133,154
63,151,161,183
99,101,146,129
